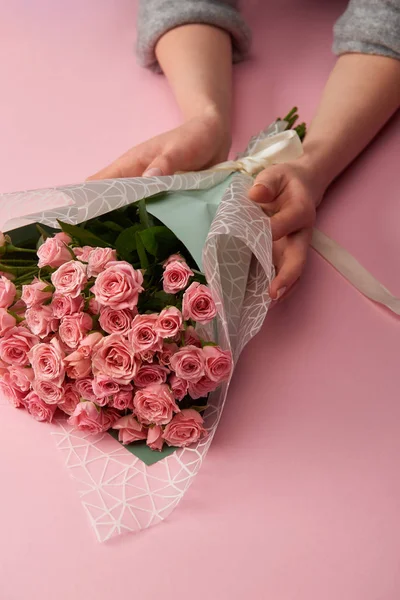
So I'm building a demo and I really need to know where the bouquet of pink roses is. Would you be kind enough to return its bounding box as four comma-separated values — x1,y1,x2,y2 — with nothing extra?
0,111,312,539
0,200,233,455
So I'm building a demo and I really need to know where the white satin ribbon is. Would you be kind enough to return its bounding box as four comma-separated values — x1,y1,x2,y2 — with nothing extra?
209,129,400,317
211,130,304,176
311,230,400,315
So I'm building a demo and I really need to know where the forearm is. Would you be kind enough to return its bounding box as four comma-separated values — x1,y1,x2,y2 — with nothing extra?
300,54,400,199
155,24,232,129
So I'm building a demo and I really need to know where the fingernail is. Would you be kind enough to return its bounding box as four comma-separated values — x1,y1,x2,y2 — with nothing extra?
276,286,287,300
252,183,268,190
143,167,163,177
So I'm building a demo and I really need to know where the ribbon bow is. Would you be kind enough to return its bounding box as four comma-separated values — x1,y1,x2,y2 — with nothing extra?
211,130,304,177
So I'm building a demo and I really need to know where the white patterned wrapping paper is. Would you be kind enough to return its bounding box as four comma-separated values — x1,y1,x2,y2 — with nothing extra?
0,127,277,541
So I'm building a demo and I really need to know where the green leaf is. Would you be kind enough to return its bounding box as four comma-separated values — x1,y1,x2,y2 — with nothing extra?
115,224,144,261
138,290,177,313
42,284,55,293
35,224,51,240
138,199,150,229
57,220,111,248
191,405,209,413
100,220,124,233
135,232,149,269
138,226,179,259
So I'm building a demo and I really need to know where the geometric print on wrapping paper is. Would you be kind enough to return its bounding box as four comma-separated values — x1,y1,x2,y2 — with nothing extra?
0,163,274,541
49,173,273,541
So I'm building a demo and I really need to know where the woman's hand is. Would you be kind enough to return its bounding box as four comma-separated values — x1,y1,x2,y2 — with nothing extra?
88,108,231,181
248,161,323,300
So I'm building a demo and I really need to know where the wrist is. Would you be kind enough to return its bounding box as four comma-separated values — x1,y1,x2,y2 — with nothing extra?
184,104,232,160
295,141,338,207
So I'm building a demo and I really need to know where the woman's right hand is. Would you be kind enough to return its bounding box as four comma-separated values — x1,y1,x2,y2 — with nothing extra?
87,108,231,180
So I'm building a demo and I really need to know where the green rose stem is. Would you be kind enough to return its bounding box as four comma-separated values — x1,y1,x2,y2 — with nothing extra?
13,269,41,285
0,259,38,266
0,263,39,278
5,245,37,255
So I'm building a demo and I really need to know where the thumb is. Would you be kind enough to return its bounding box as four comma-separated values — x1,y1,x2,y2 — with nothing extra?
269,228,311,300
248,168,284,204
143,154,176,177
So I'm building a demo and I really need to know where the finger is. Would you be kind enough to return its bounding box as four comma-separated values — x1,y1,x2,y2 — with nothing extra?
269,229,311,300
87,147,148,180
248,168,284,204
270,202,312,241
143,154,175,177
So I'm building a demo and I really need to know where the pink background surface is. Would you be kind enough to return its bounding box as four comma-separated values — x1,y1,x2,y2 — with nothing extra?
1,1,400,599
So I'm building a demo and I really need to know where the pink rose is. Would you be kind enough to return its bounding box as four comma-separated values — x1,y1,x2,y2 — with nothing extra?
169,374,188,401
51,294,84,319
92,333,140,385
37,232,72,268
133,383,179,426
203,345,232,383
26,305,58,338
0,326,39,366
75,378,97,402
25,391,57,422
0,271,15,282
133,364,169,388
78,332,103,357
154,307,183,339
182,282,217,324
163,409,207,447
87,299,99,316
33,380,63,404
187,376,216,400
0,374,25,408
140,349,156,363
101,408,120,431
110,387,134,410
22,278,53,308
158,342,179,367
51,260,87,298
163,254,186,267
87,247,117,278
73,246,93,262
183,325,202,348
163,260,193,294
0,308,16,335
128,314,162,354
99,306,134,335
11,299,26,317
170,345,205,383
0,359,8,377
147,425,164,451
0,275,16,309
28,339,65,385
8,365,34,392
64,354,92,380
59,312,92,349
93,375,120,399
63,331,102,379
112,414,147,445
54,232,71,245
91,261,143,310
58,383,80,415
68,402,106,434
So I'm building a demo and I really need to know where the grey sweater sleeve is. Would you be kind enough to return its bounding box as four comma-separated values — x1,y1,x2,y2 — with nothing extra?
333,0,400,60
136,0,251,71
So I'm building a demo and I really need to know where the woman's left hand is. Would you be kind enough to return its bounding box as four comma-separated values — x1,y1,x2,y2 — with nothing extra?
248,161,324,300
